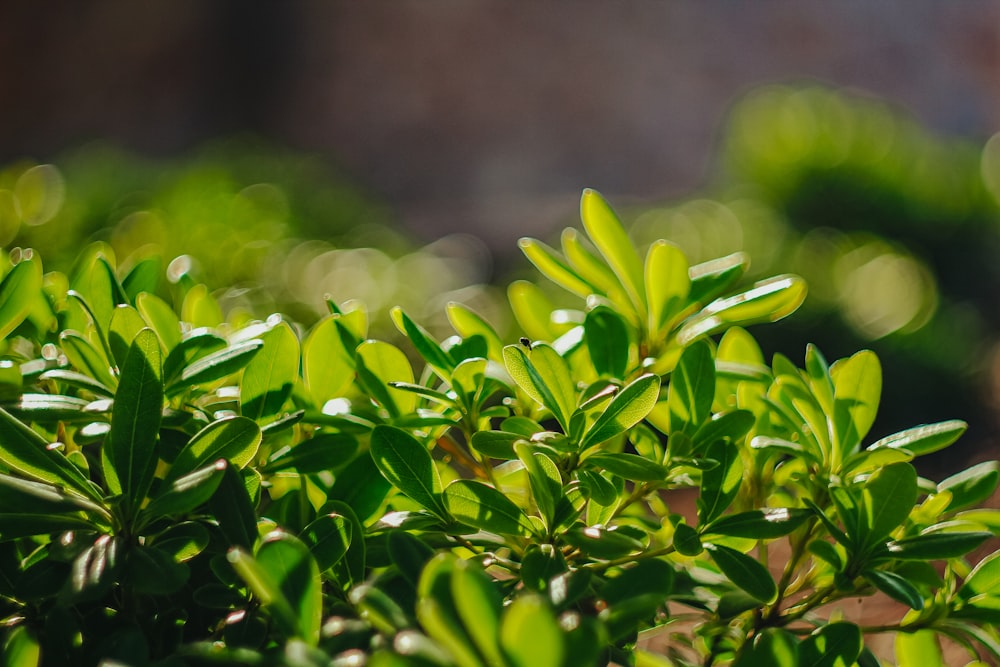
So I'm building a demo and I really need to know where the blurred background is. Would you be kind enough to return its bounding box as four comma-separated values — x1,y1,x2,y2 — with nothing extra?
2,2,1000,473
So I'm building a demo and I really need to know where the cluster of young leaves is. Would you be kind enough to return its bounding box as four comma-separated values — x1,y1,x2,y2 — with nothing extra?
0,189,996,667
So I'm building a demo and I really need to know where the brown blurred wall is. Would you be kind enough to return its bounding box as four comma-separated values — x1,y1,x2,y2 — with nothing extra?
1,1,998,252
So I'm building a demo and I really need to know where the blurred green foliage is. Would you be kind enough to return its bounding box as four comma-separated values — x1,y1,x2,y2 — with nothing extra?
0,140,506,338
628,85,1000,466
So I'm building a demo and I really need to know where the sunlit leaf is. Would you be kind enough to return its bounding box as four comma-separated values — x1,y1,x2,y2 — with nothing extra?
241,318,299,423
370,425,445,518
443,479,535,537
580,188,646,313
581,373,660,449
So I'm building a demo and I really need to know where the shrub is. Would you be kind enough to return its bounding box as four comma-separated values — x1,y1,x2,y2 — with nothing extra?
0,189,997,666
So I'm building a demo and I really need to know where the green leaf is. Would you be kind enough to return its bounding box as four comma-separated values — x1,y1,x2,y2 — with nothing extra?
581,373,660,449
4,393,90,422
687,252,749,307
135,292,181,352
667,340,715,436
868,420,967,457
229,531,322,645
301,513,352,573
0,406,100,502
356,340,416,417
705,543,776,603
704,508,811,539
416,555,482,667
0,513,97,541
887,531,992,560
170,339,263,396
562,524,644,559
264,433,358,474
519,237,596,299
0,256,42,341
677,274,807,345
39,369,114,398
181,284,223,329
60,330,116,391
864,568,923,609
103,328,162,515
507,280,561,342
121,256,161,303
734,628,798,667
370,425,445,517
840,447,914,478
515,442,560,529
166,416,261,484
580,188,646,313
446,302,505,363
500,594,564,667
645,239,690,335
241,319,299,422
831,350,882,457
0,471,105,517
391,307,455,377
584,306,630,379
691,409,755,454
503,343,576,432
302,314,355,406
451,559,505,667
797,622,863,667
208,464,258,551
582,451,666,482
698,440,743,525
443,480,535,537
143,460,227,522
894,630,943,667
862,462,917,544
151,521,210,562
2,625,41,667
126,544,189,596
162,329,226,383
70,251,125,332
108,305,149,370
959,551,1000,600
939,461,1000,512
322,500,366,587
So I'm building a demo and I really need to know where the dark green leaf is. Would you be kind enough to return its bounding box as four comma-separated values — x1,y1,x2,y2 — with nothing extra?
166,416,261,483
391,307,455,377
562,525,645,560
126,545,189,595
0,405,100,502
698,440,743,525
582,451,666,482
443,479,535,537
143,460,227,522
301,513,352,573
797,622,862,667
162,329,226,385
169,339,263,396
864,568,923,609
103,328,162,516
264,433,358,474
704,508,811,539
327,453,392,522
733,628,799,667
370,425,445,518
862,462,917,544
515,441,560,528
887,531,992,560
321,500,366,588
691,409,755,454
584,306,630,379
706,543,776,603
470,430,523,460
208,464,258,551
387,531,435,589
667,340,715,436
0,471,105,517
151,521,210,562
59,330,116,392
121,256,162,303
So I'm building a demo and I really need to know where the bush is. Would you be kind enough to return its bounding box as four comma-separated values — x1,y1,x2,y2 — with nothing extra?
0,189,997,666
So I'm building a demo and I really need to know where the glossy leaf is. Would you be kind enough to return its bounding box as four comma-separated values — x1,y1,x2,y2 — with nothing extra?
171,339,263,395
679,274,807,346
503,342,575,432
241,319,299,422
864,568,923,609
862,462,917,544
446,302,505,363
356,340,416,417
0,406,100,502
135,292,182,352
667,340,715,436
0,472,105,517
103,328,162,515
698,440,743,525
583,451,666,482
370,425,445,517
515,442,560,529
60,330,116,391
706,543,777,603
580,188,646,313
143,460,227,522
108,305,148,370
868,419,967,457
443,479,535,537
584,305,630,379
797,622,863,667
519,237,595,299
831,350,881,457
500,594,564,667
940,461,1000,512
0,256,42,341
581,373,660,449
208,464,258,551
704,508,811,539
302,314,354,406
166,416,261,484
887,531,992,560
301,513,352,572
645,239,690,335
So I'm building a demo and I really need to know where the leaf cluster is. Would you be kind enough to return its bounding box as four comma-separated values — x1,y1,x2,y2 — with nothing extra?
0,190,995,667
